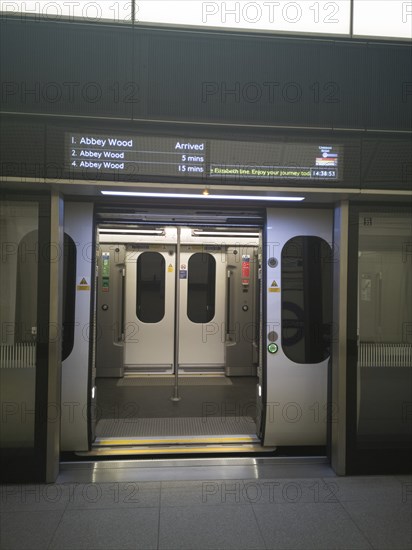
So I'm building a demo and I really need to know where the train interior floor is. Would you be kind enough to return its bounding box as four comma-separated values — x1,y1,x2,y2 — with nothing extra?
94,375,258,439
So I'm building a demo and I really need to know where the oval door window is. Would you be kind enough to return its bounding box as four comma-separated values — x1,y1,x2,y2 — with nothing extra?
16,231,77,360
281,236,332,363
62,233,77,360
136,252,166,323
187,253,216,323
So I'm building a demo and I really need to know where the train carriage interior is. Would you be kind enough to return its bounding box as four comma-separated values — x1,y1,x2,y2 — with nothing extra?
91,209,263,455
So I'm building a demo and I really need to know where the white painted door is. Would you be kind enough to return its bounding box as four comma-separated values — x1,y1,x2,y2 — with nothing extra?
178,245,226,370
124,244,176,371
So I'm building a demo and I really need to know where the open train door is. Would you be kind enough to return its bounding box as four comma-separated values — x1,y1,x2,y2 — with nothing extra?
263,208,333,448
61,202,95,453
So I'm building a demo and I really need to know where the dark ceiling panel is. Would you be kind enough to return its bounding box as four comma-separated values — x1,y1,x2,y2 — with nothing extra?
362,138,412,189
0,117,45,178
365,44,412,131
144,32,376,130
0,20,134,119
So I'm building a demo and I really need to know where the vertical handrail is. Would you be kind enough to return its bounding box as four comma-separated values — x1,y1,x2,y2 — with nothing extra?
171,226,181,401
119,267,126,342
226,268,232,340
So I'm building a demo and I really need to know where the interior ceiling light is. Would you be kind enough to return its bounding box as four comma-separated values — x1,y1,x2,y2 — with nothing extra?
101,191,305,201
99,228,164,234
192,230,260,237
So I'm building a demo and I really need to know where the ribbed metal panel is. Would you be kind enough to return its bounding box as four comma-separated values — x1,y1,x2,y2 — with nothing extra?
358,343,412,367
0,344,36,368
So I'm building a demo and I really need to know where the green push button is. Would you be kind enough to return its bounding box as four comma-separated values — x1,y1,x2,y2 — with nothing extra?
268,343,278,354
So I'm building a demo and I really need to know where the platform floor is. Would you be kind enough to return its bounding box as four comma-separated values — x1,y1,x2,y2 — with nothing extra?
1,460,411,549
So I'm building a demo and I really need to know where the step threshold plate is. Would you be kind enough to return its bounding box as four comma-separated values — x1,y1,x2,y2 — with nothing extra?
95,435,260,447
77,444,276,457
95,416,257,438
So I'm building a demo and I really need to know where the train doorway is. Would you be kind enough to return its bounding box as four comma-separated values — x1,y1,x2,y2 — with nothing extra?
88,210,265,456
60,204,333,459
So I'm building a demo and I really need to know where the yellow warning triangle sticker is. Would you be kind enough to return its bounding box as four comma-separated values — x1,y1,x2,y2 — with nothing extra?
271,280,278,287
77,277,91,291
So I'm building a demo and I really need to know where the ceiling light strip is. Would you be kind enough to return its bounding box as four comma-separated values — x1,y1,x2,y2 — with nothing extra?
101,191,304,201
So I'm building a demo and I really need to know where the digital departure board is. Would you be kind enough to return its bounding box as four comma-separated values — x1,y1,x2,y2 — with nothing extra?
66,132,341,183
209,139,340,181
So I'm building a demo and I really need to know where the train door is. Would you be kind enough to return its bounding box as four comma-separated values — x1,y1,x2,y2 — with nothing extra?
124,243,176,372
61,202,94,452
123,242,227,373
263,208,333,448
178,245,226,371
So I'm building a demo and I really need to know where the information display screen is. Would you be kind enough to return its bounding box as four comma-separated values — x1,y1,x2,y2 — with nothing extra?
67,134,206,178
66,132,341,183
209,139,340,181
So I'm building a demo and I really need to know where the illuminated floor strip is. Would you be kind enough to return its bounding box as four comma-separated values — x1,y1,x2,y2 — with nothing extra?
95,435,259,446
77,444,275,457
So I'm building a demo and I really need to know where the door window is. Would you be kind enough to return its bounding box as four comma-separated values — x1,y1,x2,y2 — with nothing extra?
187,253,216,323
136,252,166,323
281,236,332,363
